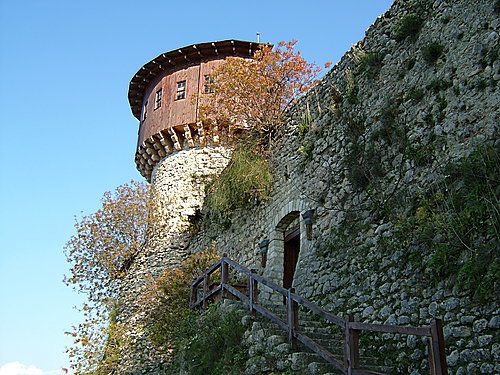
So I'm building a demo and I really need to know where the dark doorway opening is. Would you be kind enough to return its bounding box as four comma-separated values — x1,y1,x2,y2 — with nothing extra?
283,226,300,293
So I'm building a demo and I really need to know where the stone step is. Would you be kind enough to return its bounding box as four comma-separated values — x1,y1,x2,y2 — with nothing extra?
298,325,341,338
289,352,335,372
307,361,342,375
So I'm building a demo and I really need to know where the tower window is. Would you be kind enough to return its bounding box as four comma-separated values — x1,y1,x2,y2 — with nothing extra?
142,101,148,120
155,89,162,109
175,80,186,100
204,75,215,94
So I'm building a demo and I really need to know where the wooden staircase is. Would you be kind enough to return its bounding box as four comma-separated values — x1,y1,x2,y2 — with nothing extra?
190,255,448,375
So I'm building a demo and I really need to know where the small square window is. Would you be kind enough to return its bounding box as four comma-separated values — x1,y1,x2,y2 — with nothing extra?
175,80,186,100
155,89,162,109
204,75,215,94
142,101,148,120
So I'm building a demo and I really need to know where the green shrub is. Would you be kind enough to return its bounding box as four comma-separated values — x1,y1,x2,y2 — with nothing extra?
407,144,434,167
405,57,416,71
345,71,358,104
392,146,500,300
173,304,249,375
147,250,219,347
205,144,272,214
298,140,314,163
345,143,383,191
421,42,445,65
394,14,423,41
405,87,425,102
372,104,406,147
426,79,452,94
298,109,313,138
358,52,384,79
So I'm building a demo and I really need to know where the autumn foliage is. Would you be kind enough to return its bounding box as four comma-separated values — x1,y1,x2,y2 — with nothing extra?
64,181,150,305
200,40,327,142
64,181,153,373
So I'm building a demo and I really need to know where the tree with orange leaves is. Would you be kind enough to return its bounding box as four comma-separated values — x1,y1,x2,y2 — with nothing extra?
199,40,328,143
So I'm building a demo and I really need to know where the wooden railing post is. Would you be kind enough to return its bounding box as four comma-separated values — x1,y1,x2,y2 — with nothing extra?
249,269,258,318
287,288,298,350
202,276,208,310
344,314,360,373
189,283,196,308
429,319,448,375
221,253,228,299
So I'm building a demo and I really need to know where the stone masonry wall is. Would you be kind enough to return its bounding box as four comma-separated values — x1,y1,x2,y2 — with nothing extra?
117,146,231,374
188,0,499,373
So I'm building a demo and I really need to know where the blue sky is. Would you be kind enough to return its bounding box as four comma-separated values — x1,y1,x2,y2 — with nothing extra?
0,1,393,373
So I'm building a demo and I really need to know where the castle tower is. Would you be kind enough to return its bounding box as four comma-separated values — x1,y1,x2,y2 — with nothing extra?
118,40,260,374
129,39,261,182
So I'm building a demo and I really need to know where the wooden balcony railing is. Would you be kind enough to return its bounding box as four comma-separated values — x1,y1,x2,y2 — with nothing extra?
190,254,448,375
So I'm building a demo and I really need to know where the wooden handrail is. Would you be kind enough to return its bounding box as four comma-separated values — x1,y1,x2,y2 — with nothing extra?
191,259,222,287
190,256,448,375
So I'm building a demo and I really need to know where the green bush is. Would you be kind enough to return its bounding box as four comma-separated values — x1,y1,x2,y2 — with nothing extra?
148,250,219,350
205,144,272,214
426,79,452,94
421,42,445,65
173,304,249,375
392,146,500,300
345,142,383,191
298,140,314,163
405,87,425,102
394,14,423,41
358,52,384,79
298,109,313,138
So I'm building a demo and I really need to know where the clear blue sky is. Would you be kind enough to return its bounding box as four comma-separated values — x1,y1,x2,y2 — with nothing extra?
0,1,393,373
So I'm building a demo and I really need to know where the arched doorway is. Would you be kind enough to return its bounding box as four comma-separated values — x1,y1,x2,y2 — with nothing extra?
283,224,300,291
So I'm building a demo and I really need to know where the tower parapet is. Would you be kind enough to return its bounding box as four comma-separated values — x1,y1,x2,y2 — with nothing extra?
128,40,261,181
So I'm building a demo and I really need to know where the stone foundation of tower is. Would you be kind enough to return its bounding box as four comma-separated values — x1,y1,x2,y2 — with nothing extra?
116,146,231,374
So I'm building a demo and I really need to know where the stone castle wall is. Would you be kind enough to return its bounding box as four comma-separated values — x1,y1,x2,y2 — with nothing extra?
187,0,499,373
120,0,499,373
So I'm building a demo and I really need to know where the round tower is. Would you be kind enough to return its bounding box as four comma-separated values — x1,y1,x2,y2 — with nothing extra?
129,39,261,182
118,40,260,373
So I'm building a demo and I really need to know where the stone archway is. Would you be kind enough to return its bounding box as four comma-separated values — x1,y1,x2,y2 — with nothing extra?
262,199,313,297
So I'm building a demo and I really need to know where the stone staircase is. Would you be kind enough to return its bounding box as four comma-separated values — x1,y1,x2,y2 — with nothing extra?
243,302,340,375
243,303,392,375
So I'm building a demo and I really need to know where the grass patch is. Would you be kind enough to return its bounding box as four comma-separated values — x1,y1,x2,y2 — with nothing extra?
345,142,383,191
394,13,424,42
204,144,272,214
421,42,445,65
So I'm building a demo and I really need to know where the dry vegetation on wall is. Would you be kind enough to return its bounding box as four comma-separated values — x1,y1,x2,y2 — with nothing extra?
64,181,161,374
